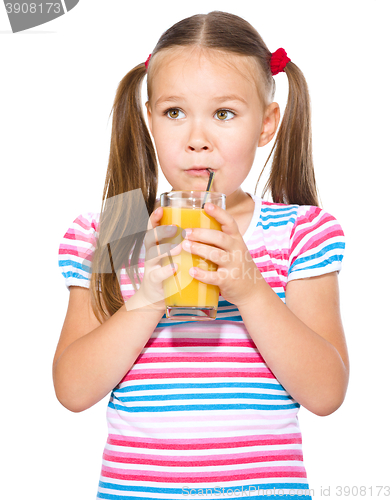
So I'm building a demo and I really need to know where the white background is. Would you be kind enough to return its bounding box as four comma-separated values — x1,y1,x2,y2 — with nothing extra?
1,1,391,498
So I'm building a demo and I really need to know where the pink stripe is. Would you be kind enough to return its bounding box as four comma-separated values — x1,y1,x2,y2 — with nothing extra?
75,216,92,231
59,245,94,261
75,214,100,232
256,262,281,273
103,449,303,465
145,338,258,348
262,201,289,207
289,207,320,245
263,278,285,289
101,465,307,482
273,263,289,277
295,227,343,258
250,247,270,259
260,267,288,280
290,208,331,254
63,228,96,245
134,353,264,364
294,206,320,225
107,433,302,449
120,368,275,382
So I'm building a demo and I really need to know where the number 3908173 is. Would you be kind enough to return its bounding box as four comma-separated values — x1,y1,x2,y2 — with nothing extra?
5,3,61,14
336,486,390,496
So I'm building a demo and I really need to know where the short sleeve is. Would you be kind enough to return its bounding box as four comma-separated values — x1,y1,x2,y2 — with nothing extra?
58,213,100,290
287,206,345,282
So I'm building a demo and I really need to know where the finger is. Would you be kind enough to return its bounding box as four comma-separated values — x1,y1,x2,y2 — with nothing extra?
202,203,240,236
145,223,179,253
150,260,178,284
147,206,162,232
144,207,161,253
146,241,182,265
189,266,214,283
190,265,228,283
182,239,225,265
183,226,230,252
146,207,168,245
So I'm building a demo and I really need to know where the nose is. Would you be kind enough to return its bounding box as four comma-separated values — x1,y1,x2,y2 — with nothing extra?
187,121,212,152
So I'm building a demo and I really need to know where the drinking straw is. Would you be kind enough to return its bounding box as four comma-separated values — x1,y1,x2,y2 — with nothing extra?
202,169,215,209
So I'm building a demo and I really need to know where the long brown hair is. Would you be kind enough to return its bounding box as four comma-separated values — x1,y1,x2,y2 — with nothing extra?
90,10,319,322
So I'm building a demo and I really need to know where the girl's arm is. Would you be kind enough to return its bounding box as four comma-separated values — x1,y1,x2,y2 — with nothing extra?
237,271,349,416
52,286,164,413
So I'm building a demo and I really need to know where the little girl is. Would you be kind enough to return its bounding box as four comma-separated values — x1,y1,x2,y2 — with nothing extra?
54,11,349,500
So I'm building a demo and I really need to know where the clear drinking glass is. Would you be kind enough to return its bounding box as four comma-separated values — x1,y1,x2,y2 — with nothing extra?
159,191,226,321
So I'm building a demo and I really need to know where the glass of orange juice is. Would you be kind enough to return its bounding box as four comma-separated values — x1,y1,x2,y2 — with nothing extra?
159,191,226,321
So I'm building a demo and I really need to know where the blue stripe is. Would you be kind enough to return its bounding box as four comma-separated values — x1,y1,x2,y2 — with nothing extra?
289,242,345,274
59,258,91,273
114,392,293,403
218,300,236,307
114,381,286,393
61,271,89,281
259,208,298,220
290,255,343,275
260,205,299,215
108,401,300,412
257,217,296,230
158,315,245,327
98,481,311,492
97,481,310,499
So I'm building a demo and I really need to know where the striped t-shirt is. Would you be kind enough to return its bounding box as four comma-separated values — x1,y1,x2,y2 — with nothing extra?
58,193,345,500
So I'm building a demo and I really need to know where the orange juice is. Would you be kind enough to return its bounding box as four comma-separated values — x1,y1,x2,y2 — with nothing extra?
160,206,222,310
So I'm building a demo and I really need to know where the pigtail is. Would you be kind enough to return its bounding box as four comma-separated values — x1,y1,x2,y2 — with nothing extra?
259,62,319,207
90,63,158,322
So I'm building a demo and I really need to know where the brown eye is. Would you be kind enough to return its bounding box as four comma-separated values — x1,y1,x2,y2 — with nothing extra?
215,109,235,121
217,110,228,120
166,108,184,119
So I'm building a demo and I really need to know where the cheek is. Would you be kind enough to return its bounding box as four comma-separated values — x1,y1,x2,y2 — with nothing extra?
222,131,257,163
153,121,180,147
155,135,179,164
150,126,173,159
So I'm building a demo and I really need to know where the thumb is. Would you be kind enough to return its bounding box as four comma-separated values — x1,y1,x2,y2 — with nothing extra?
147,206,162,231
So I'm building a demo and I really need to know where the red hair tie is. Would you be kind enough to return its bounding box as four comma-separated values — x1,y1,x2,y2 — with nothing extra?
270,48,291,76
145,54,152,70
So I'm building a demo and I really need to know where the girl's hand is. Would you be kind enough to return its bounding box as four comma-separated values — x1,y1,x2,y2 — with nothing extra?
182,203,264,308
132,206,182,311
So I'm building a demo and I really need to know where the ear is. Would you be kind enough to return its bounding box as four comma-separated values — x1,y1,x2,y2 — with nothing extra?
145,101,153,134
258,102,280,147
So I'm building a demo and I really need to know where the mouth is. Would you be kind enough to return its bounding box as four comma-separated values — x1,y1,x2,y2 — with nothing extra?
185,167,214,176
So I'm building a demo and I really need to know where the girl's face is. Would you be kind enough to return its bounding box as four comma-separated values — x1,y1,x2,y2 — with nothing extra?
146,48,278,206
